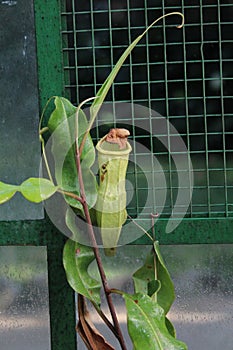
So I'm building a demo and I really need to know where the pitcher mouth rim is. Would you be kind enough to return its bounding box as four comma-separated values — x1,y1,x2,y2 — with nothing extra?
96,137,132,156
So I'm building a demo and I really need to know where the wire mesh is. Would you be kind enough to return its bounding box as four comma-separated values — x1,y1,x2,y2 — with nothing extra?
61,0,233,220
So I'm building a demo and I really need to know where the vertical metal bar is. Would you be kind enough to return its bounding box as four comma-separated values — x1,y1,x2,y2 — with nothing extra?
108,0,116,125
217,1,228,217
71,0,79,103
200,2,211,217
181,1,193,218
47,239,76,350
90,0,97,97
34,2,77,348
162,3,174,215
126,0,140,217
34,0,65,108
144,0,157,216
90,0,100,141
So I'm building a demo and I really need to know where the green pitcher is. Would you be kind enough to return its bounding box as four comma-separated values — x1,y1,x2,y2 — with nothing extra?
95,129,132,256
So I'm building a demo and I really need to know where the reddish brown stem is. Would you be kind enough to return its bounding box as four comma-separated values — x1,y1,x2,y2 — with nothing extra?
150,212,159,240
75,149,127,350
57,189,83,203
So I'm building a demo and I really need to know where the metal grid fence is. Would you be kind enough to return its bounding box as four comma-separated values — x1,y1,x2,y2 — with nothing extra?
60,0,233,220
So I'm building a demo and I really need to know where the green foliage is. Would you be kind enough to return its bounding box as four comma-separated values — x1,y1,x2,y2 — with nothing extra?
46,96,97,211
0,178,57,203
133,241,175,314
63,239,101,305
123,292,187,350
0,181,18,204
130,241,186,346
20,178,58,203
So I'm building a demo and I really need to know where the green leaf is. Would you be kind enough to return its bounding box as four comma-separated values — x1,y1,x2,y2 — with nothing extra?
0,181,18,204
165,317,177,338
153,241,175,314
20,178,58,203
65,207,88,243
48,96,77,129
63,168,98,211
123,293,188,350
47,97,97,210
47,96,79,193
63,239,101,305
148,280,161,297
133,241,175,314
132,251,154,296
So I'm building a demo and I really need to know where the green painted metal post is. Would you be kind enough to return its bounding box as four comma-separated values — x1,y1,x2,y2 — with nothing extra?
33,1,77,348
34,0,65,109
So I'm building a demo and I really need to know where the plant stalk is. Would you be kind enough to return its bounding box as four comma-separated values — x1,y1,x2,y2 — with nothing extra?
91,301,118,338
75,147,127,350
